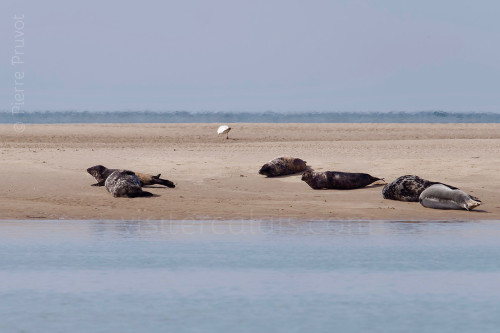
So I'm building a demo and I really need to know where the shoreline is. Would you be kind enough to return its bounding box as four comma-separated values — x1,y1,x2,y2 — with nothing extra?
1,123,499,220
1,218,499,223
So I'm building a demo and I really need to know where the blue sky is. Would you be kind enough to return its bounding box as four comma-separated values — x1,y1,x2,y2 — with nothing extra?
1,0,499,112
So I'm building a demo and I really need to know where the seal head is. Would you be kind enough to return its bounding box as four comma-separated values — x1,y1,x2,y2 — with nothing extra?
87,165,115,186
259,157,307,177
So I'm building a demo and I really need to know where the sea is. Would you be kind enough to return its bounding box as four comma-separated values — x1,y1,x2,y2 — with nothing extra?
1,219,500,333
2,110,500,123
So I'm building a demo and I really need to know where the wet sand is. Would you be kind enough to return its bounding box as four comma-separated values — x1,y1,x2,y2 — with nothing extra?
0,123,499,220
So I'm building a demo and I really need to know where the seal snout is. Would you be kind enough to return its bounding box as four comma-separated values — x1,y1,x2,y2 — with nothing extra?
259,165,270,176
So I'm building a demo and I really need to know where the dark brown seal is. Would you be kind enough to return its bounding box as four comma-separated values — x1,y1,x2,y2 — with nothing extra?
105,170,153,198
382,175,458,202
258,157,307,177
301,170,383,189
87,165,175,188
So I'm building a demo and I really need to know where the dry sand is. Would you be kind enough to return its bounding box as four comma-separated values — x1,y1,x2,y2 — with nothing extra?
0,123,499,220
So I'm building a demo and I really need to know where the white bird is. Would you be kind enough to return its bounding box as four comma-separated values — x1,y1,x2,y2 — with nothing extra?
217,125,231,139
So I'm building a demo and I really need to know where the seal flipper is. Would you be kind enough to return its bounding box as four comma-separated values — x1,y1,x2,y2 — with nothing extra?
152,178,175,188
127,190,153,198
469,195,482,202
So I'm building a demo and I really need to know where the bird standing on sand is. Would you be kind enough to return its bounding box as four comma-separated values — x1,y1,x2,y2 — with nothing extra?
217,125,231,139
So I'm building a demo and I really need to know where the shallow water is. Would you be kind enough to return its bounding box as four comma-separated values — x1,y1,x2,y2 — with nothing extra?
1,219,500,333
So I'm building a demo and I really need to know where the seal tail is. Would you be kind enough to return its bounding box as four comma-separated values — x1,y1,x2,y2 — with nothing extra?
128,190,153,198
464,198,482,211
370,176,385,184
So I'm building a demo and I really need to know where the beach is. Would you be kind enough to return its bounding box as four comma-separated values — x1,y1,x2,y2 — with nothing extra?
0,123,499,220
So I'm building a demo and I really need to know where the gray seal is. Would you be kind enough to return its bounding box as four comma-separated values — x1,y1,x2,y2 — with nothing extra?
382,175,458,202
87,165,175,188
104,170,153,198
259,157,307,177
419,184,482,210
301,170,383,189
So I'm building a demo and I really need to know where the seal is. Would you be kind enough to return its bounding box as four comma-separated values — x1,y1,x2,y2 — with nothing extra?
87,165,175,188
419,184,482,210
259,157,307,177
301,170,383,189
382,175,458,202
104,170,153,198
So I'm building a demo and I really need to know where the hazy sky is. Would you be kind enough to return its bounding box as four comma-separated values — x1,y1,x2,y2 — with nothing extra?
1,0,499,112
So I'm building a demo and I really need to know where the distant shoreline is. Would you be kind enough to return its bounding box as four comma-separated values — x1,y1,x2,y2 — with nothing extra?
2,110,500,124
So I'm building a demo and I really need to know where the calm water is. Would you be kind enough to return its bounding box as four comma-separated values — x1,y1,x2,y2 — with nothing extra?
1,219,500,333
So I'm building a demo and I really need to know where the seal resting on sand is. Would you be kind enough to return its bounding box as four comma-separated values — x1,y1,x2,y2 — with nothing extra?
105,170,153,198
382,175,458,202
301,170,383,189
87,165,175,188
259,157,307,177
419,184,482,211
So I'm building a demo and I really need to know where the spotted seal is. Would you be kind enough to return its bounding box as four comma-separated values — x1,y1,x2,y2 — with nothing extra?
301,170,383,189
87,165,175,188
104,170,153,198
258,157,307,177
382,175,459,202
419,184,482,210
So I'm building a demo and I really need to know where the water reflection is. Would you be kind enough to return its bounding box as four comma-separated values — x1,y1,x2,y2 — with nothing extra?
0,219,497,241
1,219,500,333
